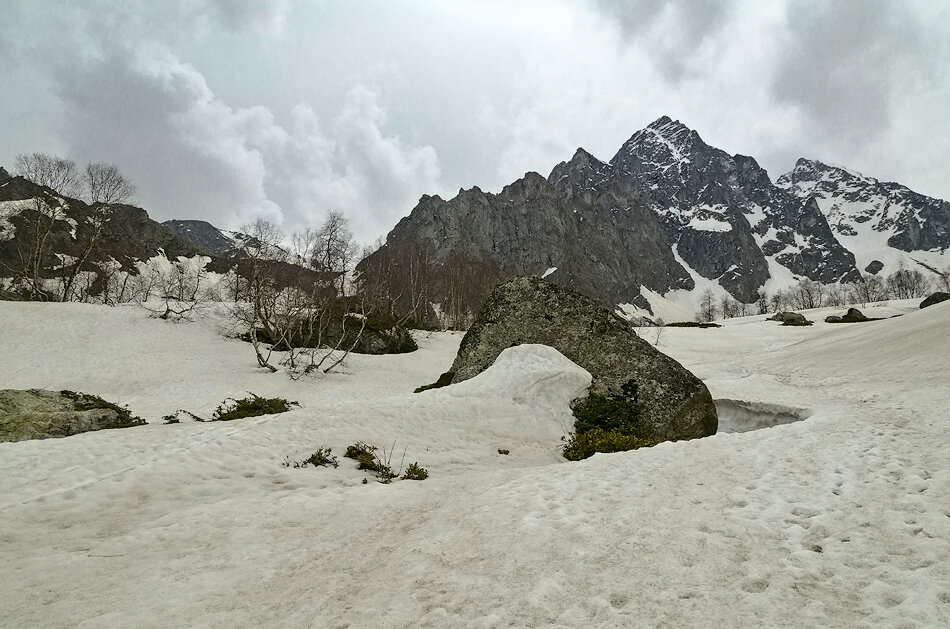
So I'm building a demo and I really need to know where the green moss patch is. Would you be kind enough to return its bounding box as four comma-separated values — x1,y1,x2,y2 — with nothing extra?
212,394,297,421
1,389,145,442
563,392,658,461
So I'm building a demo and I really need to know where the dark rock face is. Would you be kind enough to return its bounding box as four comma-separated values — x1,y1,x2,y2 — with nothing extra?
359,166,692,327
611,117,860,297
0,389,146,442
435,276,717,442
865,260,884,275
920,292,950,309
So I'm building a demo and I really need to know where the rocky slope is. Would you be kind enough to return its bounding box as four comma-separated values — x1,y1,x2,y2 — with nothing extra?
610,117,861,298
359,117,903,324
777,159,950,275
0,167,205,298
162,219,243,258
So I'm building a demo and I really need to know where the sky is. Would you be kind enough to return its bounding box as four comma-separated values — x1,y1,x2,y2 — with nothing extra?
1,0,948,244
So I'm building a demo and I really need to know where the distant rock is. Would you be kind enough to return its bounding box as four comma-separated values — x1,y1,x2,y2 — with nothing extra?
920,292,950,309
825,308,870,323
0,389,146,442
779,158,950,256
865,260,884,275
422,276,717,442
770,311,813,326
162,219,241,257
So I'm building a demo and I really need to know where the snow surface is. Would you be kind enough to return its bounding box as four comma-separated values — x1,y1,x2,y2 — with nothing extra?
1,301,949,627
686,216,732,233
541,266,558,279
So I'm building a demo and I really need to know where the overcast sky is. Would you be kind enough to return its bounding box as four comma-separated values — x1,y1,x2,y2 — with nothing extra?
1,0,948,244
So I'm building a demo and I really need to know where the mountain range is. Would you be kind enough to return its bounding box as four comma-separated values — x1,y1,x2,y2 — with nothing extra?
2,117,948,321
357,116,949,323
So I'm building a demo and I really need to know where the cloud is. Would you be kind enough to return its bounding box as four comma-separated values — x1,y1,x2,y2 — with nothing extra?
0,0,443,242
0,0,948,246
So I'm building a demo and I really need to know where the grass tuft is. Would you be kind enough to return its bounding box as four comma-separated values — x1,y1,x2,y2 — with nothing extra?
212,394,297,421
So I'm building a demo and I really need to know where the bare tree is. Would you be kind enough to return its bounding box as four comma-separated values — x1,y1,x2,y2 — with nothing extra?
851,273,888,306
313,210,358,295
791,278,824,310
61,164,136,302
230,219,370,376
14,153,81,198
84,163,136,205
886,261,930,299
696,289,717,323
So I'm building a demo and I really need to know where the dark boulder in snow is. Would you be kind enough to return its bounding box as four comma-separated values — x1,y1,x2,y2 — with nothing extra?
0,389,146,442
920,292,950,309
865,260,885,275
423,276,717,442
825,308,869,323
769,311,813,326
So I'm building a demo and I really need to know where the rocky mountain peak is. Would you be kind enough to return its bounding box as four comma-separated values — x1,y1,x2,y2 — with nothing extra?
548,148,612,198
611,116,710,179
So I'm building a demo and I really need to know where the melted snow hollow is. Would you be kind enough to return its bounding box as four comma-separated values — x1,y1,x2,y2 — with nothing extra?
1,300,949,627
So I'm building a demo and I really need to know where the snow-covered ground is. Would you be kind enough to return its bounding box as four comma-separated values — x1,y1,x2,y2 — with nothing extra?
1,300,948,627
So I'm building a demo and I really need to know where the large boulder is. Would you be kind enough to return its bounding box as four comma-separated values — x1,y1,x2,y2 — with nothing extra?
825,307,870,323
0,389,146,442
769,311,813,326
920,292,950,309
424,276,717,442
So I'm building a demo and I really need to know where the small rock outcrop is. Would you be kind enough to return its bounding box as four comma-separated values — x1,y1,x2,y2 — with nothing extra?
825,308,870,323
769,312,813,326
920,292,950,309
423,276,717,442
0,389,146,442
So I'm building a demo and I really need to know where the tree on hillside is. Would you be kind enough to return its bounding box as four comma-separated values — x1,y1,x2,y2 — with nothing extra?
791,278,824,310
84,163,136,205
61,164,137,301
11,153,137,302
356,239,435,326
229,219,368,376
14,153,81,198
311,211,359,295
852,273,888,306
885,262,930,299
696,289,717,323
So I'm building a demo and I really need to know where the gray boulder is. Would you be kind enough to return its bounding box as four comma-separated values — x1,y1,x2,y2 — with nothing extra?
825,307,869,323
426,276,717,442
0,389,146,442
769,311,813,326
920,292,950,309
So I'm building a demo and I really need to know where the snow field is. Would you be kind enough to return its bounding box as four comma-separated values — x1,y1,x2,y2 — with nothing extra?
1,300,949,627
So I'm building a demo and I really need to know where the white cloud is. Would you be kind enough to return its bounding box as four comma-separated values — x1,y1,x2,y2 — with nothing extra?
0,0,948,245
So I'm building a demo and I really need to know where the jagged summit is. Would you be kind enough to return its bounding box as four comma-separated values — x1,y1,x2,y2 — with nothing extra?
612,116,707,174
645,115,694,139
547,147,613,198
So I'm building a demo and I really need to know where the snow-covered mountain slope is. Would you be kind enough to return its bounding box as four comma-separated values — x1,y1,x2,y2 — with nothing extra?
610,117,861,299
1,300,948,627
778,159,950,276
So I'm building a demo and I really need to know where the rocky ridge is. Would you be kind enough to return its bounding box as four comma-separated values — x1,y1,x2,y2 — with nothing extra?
777,158,950,276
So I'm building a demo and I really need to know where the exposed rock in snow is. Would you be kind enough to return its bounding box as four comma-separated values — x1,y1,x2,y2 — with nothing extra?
919,292,950,309
436,276,717,442
0,388,145,441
